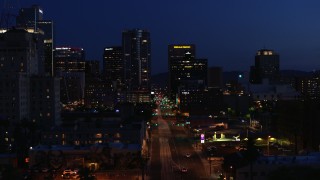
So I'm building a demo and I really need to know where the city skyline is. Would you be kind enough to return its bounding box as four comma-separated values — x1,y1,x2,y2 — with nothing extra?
2,2,320,178
13,0,320,74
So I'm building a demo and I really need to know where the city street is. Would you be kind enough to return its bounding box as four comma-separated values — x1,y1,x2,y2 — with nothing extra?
149,106,216,180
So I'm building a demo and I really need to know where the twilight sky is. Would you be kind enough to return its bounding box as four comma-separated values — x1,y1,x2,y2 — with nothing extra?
20,0,320,74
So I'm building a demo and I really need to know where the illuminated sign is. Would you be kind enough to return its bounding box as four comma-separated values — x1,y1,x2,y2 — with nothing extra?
201,134,205,143
173,46,191,49
105,48,113,51
39,9,43,14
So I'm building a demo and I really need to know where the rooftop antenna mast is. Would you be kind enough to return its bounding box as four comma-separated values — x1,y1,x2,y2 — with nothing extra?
0,0,20,30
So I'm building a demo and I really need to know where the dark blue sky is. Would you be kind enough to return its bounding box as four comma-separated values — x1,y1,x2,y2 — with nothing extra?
21,0,320,74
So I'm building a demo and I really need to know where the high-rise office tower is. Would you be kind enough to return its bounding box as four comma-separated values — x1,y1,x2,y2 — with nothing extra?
0,29,37,123
0,29,60,126
16,5,54,76
168,44,196,61
122,29,151,102
168,44,206,96
53,47,85,74
0,29,39,76
250,49,280,84
54,47,85,104
38,20,54,76
103,46,123,83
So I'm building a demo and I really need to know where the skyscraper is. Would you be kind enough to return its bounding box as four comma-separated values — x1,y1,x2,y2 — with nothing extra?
54,47,85,104
0,29,35,123
168,44,210,115
53,47,85,74
0,29,60,126
16,5,54,76
122,29,151,102
38,20,54,76
103,46,123,83
250,49,280,84
0,29,39,76
168,44,207,96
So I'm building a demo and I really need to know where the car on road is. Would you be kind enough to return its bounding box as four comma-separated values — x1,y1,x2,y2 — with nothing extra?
61,172,72,179
181,167,188,173
63,169,72,173
185,153,191,158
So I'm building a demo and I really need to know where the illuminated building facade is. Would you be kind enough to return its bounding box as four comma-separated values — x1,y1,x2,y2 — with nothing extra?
103,46,123,82
53,47,85,74
168,44,207,97
103,47,126,104
168,44,196,96
53,47,85,104
168,44,212,115
250,49,280,84
84,79,115,108
179,88,223,115
122,29,151,102
295,72,320,99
